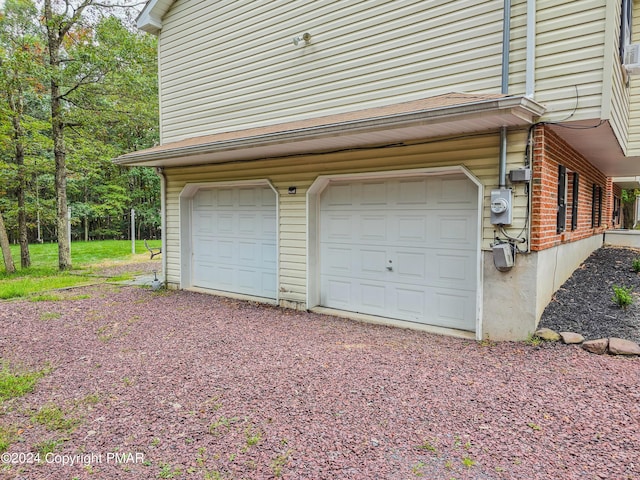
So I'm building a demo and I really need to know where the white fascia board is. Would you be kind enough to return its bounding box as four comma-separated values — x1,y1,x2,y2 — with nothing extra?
136,0,173,34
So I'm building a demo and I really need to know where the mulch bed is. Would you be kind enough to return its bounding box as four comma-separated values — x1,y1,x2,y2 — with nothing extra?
0,277,638,479
539,246,640,344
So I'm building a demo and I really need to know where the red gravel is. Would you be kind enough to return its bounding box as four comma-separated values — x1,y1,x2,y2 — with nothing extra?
0,285,638,479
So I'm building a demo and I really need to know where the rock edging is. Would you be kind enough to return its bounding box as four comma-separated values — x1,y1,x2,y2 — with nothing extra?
534,328,640,356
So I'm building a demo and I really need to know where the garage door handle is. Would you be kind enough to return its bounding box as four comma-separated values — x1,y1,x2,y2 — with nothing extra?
386,261,393,271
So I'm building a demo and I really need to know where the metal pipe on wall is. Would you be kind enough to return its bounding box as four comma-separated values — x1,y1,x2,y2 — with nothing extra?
526,0,536,98
499,0,511,189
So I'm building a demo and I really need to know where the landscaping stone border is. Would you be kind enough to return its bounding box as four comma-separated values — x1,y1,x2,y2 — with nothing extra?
534,327,640,356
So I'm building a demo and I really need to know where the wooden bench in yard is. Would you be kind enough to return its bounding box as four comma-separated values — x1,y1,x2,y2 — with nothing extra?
144,239,162,259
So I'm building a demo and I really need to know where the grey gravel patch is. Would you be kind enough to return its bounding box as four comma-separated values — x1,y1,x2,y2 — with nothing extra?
91,260,160,278
0,286,638,480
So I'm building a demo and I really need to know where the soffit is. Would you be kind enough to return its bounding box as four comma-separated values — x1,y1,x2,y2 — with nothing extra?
548,121,640,178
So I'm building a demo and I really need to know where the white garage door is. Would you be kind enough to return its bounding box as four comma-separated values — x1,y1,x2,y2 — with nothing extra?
319,174,478,331
191,186,277,299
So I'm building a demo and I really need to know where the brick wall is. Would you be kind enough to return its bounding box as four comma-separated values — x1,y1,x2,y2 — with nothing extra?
530,125,612,251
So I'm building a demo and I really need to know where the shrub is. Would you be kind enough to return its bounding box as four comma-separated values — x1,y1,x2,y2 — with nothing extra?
633,258,640,273
612,285,634,310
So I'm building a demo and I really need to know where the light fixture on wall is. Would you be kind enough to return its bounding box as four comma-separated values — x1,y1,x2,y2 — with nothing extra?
293,32,311,46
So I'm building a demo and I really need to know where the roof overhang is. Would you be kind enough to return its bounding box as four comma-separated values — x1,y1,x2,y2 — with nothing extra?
549,121,640,177
115,94,545,168
137,0,174,34
613,176,640,189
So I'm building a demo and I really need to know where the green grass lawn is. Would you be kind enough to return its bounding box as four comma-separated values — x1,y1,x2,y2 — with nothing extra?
0,240,161,299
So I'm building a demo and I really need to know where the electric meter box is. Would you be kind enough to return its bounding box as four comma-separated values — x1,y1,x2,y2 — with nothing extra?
490,188,512,225
492,243,514,270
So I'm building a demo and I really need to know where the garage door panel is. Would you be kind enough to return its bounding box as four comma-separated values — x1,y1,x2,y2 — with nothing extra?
436,254,471,283
434,290,476,330
217,214,234,234
194,189,214,208
360,248,387,274
262,243,277,265
398,179,428,205
360,283,387,309
191,186,277,299
432,177,478,207
238,214,259,235
193,264,233,289
395,287,426,318
217,188,234,206
261,188,276,206
237,241,258,263
432,213,476,246
324,215,353,240
361,215,388,241
263,214,277,235
362,182,387,204
324,279,352,306
214,240,234,261
238,188,257,206
238,268,262,290
326,184,353,205
193,212,214,233
323,246,353,274
395,251,426,280
319,174,478,332
397,216,428,242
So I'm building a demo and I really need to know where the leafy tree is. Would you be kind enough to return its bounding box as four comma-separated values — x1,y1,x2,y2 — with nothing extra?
622,189,639,229
40,1,157,269
62,14,159,241
0,2,158,254
0,0,46,267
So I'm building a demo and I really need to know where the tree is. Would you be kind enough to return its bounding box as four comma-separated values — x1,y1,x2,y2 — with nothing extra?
0,0,44,268
622,189,639,229
41,0,149,269
0,1,158,250
0,210,16,274
42,0,90,269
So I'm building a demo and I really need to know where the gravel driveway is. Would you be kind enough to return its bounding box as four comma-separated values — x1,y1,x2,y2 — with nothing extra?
0,282,638,479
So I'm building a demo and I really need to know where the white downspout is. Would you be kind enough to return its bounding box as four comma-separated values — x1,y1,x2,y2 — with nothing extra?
499,0,511,188
155,167,167,284
525,0,536,98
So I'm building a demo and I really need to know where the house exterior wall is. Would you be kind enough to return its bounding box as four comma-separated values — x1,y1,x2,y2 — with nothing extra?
162,127,604,339
482,233,602,340
603,0,630,152
532,0,608,122
142,0,640,340
155,0,621,144
530,126,611,251
163,132,531,306
157,0,506,144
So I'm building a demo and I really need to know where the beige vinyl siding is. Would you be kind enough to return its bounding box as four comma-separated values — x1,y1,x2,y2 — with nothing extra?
608,55,630,153
158,0,505,144
163,132,529,304
627,2,640,155
603,0,630,152
534,0,607,121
